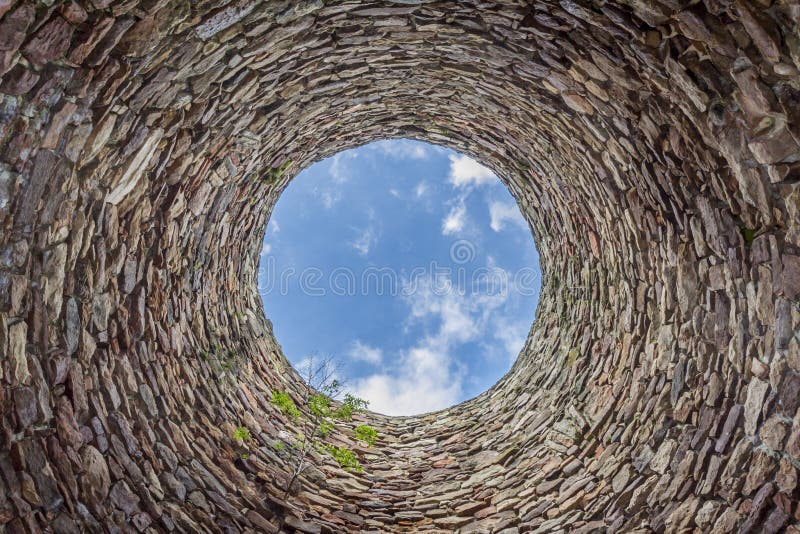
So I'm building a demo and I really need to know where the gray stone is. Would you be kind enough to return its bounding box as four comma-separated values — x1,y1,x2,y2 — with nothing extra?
109,481,139,514
81,446,110,502
744,378,769,435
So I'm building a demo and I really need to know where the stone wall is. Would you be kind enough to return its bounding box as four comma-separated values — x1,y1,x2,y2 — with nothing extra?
1,0,800,532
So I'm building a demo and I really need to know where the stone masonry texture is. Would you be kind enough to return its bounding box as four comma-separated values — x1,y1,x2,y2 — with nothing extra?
1,0,800,532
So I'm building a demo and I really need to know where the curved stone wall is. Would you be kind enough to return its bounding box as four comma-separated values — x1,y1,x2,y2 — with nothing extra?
2,0,800,532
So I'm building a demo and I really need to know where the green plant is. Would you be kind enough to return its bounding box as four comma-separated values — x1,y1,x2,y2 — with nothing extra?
739,224,757,248
203,343,243,386
219,353,237,372
354,425,378,446
273,441,285,451
335,394,369,421
261,159,293,184
566,348,580,367
233,426,250,442
271,391,301,420
317,421,334,438
309,393,332,417
324,444,362,472
271,355,376,502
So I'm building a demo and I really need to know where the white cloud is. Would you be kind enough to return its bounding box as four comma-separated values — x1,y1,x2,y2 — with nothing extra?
261,243,272,255
488,200,528,232
295,355,340,386
441,202,467,235
350,226,377,257
448,154,496,188
268,220,280,234
492,318,529,364
370,139,432,160
306,152,358,208
439,154,502,236
310,152,358,209
317,188,342,209
350,352,462,416
351,275,513,415
415,182,429,198
389,188,401,198
330,152,357,183
347,340,383,365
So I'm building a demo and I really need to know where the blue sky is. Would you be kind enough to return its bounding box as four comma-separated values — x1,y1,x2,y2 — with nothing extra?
258,139,540,415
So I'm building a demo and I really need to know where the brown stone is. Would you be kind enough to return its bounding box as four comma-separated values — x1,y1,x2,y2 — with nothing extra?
781,255,800,300
8,321,29,386
780,373,800,416
0,4,34,52
735,1,782,64
748,121,800,164
117,14,162,57
14,386,37,428
776,456,797,493
81,446,110,502
59,2,88,25
760,416,789,450
0,0,14,19
0,64,40,95
285,515,321,533
21,15,74,66
109,481,139,515
68,17,115,64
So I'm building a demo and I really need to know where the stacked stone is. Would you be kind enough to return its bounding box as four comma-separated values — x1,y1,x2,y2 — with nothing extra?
1,0,799,532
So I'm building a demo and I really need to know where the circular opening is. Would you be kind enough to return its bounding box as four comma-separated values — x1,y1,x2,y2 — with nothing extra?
258,139,541,415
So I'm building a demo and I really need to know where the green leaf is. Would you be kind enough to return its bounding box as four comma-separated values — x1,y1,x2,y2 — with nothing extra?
271,391,301,420
354,424,378,446
233,427,250,441
317,421,334,438
321,379,342,397
309,393,332,417
739,225,756,248
335,394,369,421
323,444,362,472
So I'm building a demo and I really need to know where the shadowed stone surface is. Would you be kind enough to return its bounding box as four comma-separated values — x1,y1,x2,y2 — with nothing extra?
1,0,800,532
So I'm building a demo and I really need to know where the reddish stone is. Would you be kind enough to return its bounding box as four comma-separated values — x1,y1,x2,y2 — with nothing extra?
762,507,789,534
117,14,162,57
587,230,600,258
474,505,496,519
59,2,88,24
0,3,34,52
42,102,78,150
68,17,115,64
780,373,800,416
735,0,782,64
13,386,37,429
749,123,800,165
22,15,74,65
0,48,14,76
0,64,39,95
0,0,14,19
781,255,800,300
